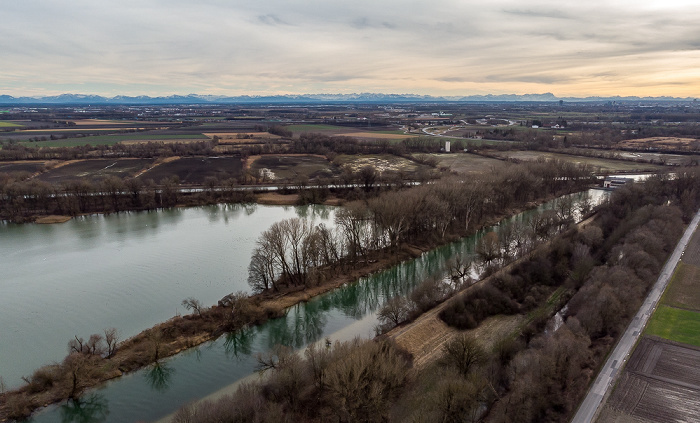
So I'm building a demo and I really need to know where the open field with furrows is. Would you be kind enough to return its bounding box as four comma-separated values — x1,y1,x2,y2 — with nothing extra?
36,159,154,184
287,124,353,135
681,227,700,267
68,119,166,126
336,131,414,140
204,132,282,142
0,161,47,175
19,133,209,147
423,152,506,174
335,154,432,176
645,227,700,345
618,137,700,151
489,150,667,173
249,154,336,181
138,156,243,184
661,262,700,312
598,337,700,423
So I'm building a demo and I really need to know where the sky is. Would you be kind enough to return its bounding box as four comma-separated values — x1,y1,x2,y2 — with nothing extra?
2,0,700,98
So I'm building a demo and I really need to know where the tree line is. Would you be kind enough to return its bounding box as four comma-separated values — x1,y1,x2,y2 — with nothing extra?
248,159,596,295
0,173,255,222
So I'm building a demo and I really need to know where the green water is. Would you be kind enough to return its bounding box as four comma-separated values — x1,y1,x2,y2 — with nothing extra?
0,203,333,390
23,190,606,423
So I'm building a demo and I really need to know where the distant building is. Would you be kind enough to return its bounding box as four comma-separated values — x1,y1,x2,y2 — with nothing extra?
603,176,632,189
445,141,451,152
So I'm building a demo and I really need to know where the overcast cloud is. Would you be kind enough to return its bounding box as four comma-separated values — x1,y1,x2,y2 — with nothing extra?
1,0,699,97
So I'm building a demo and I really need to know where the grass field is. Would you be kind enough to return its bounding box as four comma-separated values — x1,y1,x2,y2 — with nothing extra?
491,150,666,173
0,121,22,127
661,262,700,311
337,131,414,139
20,133,208,147
287,124,350,133
645,305,700,347
427,153,505,174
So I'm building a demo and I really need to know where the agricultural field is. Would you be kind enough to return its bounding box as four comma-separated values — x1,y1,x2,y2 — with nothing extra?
334,154,433,177
138,156,243,184
20,133,208,147
0,121,23,128
336,131,413,140
422,153,505,174
68,119,165,126
645,306,700,347
618,137,700,151
36,159,154,184
249,154,336,181
286,124,350,135
644,226,700,345
0,161,46,175
605,150,699,166
661,263,700,311
598,337,700,423
205,132,282,143
598,226,700,422
489,150,666,173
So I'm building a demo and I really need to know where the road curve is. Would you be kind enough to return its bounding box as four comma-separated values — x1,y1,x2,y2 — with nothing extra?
570,207,700,423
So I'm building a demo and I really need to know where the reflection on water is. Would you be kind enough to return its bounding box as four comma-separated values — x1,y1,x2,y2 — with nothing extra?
223,327,254,360
29,190,607,423
58,394,109,423
0,203,336,390
145,362,175,393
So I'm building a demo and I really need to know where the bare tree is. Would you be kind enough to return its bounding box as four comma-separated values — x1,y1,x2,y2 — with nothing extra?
63,353,88,399
377,296,411,328
442,334,486,378
85,334,105,356
181,297,204,317
104,328,119,358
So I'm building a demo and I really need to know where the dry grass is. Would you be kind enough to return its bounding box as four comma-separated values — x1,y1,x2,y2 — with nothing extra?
205,132,281,141
255,193,299,205
120,139,204,145
662,262,700,311
35,215,72,224
618,137,698,150
337,132,412,139
132,156,180,178
69,119,163,126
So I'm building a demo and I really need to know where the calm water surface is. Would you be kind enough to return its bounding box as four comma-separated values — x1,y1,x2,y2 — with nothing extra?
0,203,334,390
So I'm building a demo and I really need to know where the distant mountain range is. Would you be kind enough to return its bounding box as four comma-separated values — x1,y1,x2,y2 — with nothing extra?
0,92,696,105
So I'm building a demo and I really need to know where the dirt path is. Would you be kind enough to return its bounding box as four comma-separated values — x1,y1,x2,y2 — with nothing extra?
133,156,179,178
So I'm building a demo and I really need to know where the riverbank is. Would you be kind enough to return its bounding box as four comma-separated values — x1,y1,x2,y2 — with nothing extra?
12,192,343,225
0,190,577,421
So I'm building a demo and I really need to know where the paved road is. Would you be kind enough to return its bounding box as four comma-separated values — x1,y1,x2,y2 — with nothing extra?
570,208,700,423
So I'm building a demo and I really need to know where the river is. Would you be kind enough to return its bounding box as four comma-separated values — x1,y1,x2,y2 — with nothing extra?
0,203,334,391
10,189,606,422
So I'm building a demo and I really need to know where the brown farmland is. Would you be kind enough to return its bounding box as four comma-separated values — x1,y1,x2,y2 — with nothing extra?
598,337,700,423
36,159,154,184
618,137,700,151
249,154,336,181
138,156,243,184
0,161,47,175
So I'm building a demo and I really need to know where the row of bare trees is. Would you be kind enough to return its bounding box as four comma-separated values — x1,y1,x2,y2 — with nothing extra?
0,173,256,222
248,160,595,294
